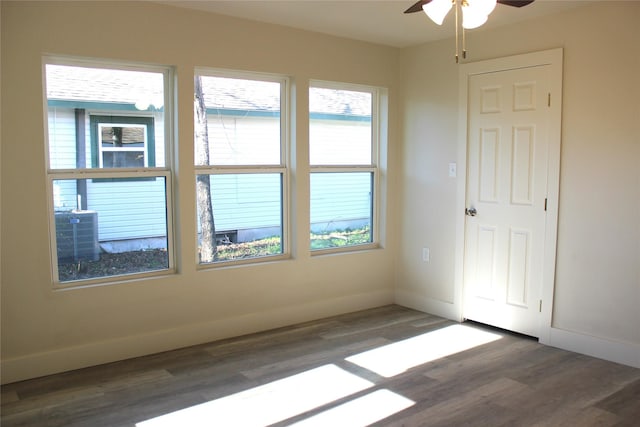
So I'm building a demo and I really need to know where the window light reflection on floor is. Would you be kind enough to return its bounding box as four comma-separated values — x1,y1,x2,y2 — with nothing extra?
289,389,415,427
136,364,373,427
346,324,502,378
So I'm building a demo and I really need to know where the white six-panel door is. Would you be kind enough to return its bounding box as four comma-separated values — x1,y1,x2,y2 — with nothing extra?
463,64,551,338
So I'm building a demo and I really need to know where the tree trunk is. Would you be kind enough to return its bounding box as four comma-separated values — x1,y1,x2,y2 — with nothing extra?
194,76,217,262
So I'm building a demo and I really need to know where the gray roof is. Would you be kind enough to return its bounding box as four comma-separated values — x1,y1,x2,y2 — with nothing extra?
46,64,371,117
46,65,164,107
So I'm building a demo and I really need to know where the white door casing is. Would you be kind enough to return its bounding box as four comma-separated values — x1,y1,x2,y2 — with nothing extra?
455,49,563,341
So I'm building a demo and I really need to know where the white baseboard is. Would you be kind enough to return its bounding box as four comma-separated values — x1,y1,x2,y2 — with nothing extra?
396,289,639,369
7,290,635,385
1,290,393,384
394,289,461,321
544,326,640,369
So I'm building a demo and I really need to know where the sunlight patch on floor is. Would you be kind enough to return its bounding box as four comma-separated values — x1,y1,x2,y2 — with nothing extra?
136,364,373,427
289,389,415,427
345,324,502,377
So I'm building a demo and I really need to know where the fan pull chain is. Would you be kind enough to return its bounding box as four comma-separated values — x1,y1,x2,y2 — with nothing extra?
461,0,467,59
462,27,467,59
455,0,459,63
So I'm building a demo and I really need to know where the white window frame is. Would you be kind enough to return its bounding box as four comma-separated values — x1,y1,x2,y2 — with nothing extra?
194,68,290,267
98,123,149,168
309,80,381,255
43,56,176,288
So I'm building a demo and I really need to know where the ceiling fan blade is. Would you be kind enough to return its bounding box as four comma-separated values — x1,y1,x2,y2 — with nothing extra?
497,0,535,7
404,0,432,14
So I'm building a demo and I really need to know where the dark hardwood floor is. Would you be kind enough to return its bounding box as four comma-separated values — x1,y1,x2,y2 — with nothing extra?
2,305,639,426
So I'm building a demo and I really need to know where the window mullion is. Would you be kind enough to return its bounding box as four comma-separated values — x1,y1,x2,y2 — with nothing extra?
195,165,286,174
310,165,375,173
48,168,169,179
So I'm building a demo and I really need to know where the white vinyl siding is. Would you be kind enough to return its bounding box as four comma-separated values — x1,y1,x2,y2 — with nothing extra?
49,108,371,243
209,174,282,232
48,108,78,169
309,119,371,165
48,107,167,241
310,172,371,231
86,179,167,240
47,80,375,253
207,115,280,166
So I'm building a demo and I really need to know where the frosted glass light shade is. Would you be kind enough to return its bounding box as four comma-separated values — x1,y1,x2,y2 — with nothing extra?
466,0,497,16
462,11,488,29
423,0,453,25
462,0,496,29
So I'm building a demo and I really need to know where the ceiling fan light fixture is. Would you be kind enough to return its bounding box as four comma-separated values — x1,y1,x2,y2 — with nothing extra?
422,0,454,25
462,10,488,29
405,0,535,62
466,0,497,17
462,0,496,29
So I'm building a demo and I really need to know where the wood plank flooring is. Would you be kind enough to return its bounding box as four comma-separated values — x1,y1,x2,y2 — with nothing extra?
2,305,639,426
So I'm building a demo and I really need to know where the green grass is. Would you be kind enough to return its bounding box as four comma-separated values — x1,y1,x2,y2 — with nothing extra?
58,227,373,281
215,226,371,261
309,227,371,250
216,235,283,261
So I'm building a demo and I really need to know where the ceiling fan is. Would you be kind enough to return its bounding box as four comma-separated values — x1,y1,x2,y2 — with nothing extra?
405,0,535,62
405,0,534,15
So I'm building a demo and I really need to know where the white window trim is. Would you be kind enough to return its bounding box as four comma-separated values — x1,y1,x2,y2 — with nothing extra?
194,68,291,268
309,81,382,255
43,56,176,288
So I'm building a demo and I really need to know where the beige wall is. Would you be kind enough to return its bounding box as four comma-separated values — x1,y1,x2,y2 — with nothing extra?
397,2,639,353
0,1,399,383
2,0,639,384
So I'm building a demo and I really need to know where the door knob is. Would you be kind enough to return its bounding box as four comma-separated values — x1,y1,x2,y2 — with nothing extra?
465,207,477,217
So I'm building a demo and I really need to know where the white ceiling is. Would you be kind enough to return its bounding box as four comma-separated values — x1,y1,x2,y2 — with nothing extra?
158,0,591,48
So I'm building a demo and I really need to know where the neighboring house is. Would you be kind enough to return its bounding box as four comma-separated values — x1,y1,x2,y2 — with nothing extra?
46,66,372,252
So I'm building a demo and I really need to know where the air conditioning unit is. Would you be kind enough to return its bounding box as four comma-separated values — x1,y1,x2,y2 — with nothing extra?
55,210,100,263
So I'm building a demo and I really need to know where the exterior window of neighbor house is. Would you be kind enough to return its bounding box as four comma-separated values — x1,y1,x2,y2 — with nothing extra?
309,81,380,252
90,116,155,169
44,59,174,286
194,70,289,265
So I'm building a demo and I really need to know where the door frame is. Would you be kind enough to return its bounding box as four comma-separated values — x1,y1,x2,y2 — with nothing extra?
453,48,563,343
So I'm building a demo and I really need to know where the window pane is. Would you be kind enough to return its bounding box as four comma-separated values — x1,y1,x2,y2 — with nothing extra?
195,76,281,166
310,172,372,250
53,177,169,282
196,173,283,263
102,151,145,168
100,125,146,148
309,87,372,166
45,64,165,169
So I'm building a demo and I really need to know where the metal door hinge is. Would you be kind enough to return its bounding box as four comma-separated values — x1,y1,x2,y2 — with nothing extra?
548,93,551,107
544,198,548,211
539,300,542,312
